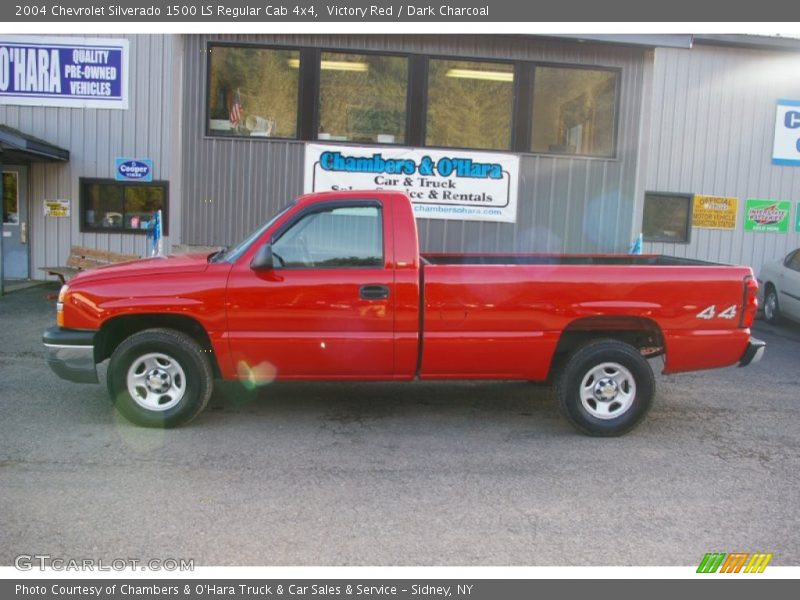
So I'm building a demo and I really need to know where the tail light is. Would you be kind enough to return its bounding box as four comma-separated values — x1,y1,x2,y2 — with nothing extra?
740,276,758,328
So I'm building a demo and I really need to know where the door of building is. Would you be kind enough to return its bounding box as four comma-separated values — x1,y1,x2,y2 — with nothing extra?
2,167,29,280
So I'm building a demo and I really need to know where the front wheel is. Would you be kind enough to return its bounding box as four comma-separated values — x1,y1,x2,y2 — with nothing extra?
107,328,213,428
555,340,655,436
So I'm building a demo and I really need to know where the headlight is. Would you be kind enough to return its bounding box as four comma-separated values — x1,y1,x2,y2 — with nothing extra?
57,284,69,327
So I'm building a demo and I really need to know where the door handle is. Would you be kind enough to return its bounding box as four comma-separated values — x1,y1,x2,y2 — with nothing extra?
359,284,390,300
20,222,27,244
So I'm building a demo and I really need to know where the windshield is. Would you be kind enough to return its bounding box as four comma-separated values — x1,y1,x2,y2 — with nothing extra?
211,202,295,263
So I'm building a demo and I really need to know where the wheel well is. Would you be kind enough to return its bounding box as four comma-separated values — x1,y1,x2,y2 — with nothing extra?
548,316,664,381
94,314,221,377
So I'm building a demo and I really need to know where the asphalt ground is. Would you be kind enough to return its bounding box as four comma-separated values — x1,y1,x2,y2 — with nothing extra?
0,282,798,566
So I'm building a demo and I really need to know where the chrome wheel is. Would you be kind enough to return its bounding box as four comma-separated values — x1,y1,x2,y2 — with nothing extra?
579,362,636,420
557,340,654,436
764,289,778,322
126,352,186,411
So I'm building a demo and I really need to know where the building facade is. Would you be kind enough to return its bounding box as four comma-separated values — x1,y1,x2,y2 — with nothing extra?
0,34,183,287
1,33,799,289
642,40,800,268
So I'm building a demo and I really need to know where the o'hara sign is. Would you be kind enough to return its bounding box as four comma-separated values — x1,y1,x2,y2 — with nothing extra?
304,144,519,223
0,36,128,109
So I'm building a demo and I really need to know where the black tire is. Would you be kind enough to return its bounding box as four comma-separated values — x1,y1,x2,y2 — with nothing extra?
763,286,781,324
555,339,655,437
107,328,213,428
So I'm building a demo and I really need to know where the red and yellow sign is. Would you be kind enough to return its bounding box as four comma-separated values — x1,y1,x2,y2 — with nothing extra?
692,195,738,230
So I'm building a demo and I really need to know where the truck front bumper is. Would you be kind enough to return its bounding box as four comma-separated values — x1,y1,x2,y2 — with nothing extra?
43,326,98,384
738,337,766,367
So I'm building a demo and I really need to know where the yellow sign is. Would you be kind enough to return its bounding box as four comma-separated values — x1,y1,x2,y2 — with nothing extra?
43,199,70,218
692,195,738,230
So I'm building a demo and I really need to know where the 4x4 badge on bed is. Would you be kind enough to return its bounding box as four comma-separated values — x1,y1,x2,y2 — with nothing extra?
697,304,738,320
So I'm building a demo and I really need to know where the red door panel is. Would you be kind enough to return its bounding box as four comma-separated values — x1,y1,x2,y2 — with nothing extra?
225,201,395,379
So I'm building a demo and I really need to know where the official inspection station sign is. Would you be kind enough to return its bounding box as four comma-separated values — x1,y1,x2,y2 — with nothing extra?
692,195,738,230
43,199,70,218
304,144,520,223
0,36,128,109
773,100,800,166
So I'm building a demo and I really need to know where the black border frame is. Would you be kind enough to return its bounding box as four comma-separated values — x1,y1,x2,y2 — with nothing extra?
78,177,170,236
204,41,622,159
642,191,693,244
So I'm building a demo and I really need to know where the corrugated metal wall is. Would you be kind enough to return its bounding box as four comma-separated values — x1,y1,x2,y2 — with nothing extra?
0,34,183,279
644,44,800,269
181,35,647,253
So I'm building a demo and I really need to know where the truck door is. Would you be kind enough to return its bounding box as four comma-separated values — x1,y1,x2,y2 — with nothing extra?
225,200,395,378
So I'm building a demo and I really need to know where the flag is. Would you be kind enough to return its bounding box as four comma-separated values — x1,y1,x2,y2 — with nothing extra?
629,233,643,255
146,210,163,257
229,88,242,127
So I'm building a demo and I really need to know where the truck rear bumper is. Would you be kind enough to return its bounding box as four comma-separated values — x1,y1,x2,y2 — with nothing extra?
738,337,766,367
43,327,98,384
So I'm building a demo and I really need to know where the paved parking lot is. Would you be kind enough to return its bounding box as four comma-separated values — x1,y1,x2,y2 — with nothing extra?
1,282,798,566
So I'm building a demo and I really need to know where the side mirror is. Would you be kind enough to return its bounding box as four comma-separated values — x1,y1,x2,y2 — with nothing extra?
250,244,275,270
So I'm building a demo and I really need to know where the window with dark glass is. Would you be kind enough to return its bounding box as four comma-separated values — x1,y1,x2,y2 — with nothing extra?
207,45,300,138
425,59,514,150
642,192,692,243
318,52,408,144
531,66,617,157
204,42,623,155
272,205,383,268
3,172,18,224
80,179,168,234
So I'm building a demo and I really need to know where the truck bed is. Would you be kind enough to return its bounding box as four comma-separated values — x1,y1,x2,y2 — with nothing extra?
418,255,753,380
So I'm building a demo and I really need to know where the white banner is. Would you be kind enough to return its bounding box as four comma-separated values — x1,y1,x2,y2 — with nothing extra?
304,144,519,223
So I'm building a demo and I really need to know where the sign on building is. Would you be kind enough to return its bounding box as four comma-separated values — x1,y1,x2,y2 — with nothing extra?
304,144,519,223
796,202,800,233
43,199,70,218
692,195,738,230
772,100,800,166
0,36,128,109
743,199,791,233
115,158,153,182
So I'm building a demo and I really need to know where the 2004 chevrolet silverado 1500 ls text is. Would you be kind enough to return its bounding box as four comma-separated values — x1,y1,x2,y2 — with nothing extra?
43,190,765,436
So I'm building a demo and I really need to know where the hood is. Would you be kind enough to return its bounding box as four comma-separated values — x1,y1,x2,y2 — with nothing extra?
70,252,212,284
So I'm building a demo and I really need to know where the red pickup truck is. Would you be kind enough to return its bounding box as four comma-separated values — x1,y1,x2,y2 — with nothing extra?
44,190,764,436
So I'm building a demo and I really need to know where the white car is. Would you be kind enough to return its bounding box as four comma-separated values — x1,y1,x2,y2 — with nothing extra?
758,247,800,324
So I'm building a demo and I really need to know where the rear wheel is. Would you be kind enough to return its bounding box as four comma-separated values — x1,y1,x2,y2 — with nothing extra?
555,339,654,436
763,286,781,324
107,328,213,428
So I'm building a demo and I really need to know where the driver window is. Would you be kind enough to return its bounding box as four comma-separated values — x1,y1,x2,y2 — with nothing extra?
272,205,383,268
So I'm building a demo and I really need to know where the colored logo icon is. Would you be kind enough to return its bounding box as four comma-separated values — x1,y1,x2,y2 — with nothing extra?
697,552,773,573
